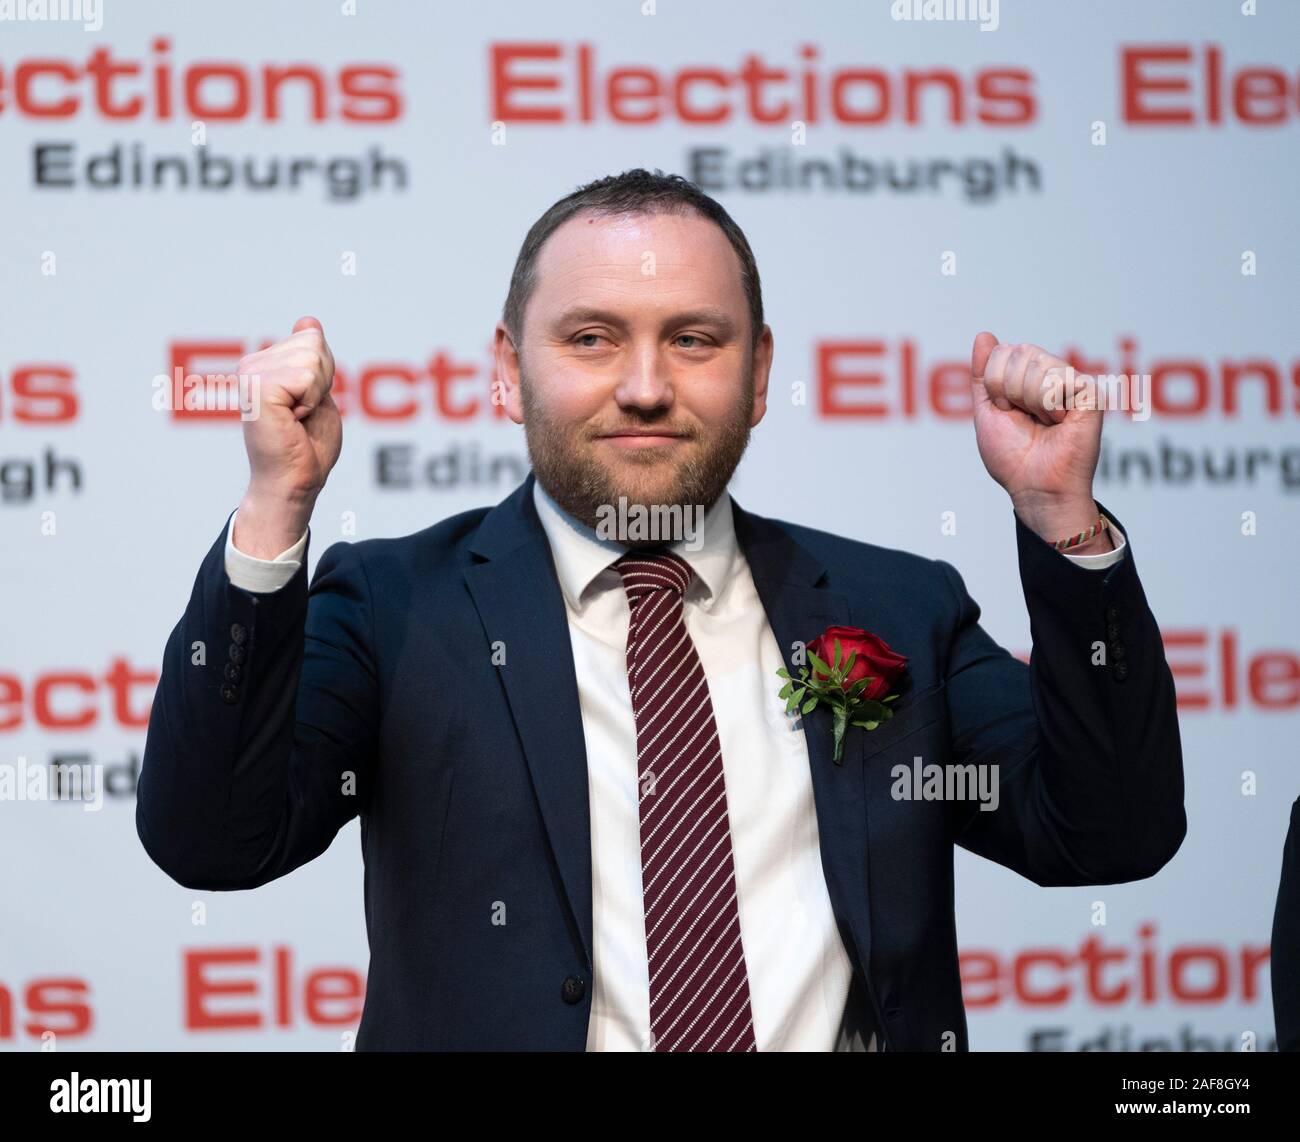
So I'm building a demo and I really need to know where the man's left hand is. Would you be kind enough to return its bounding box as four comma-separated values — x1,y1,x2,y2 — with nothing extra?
970,331,1114,554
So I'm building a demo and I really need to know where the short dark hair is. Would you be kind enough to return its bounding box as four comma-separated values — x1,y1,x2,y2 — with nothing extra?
502,168,765,350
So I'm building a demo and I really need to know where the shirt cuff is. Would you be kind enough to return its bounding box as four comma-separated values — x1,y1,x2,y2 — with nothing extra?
1059,515,1127,570
224,509,308,593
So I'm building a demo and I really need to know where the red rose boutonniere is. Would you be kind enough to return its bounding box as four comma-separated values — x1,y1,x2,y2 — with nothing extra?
776,625,909,764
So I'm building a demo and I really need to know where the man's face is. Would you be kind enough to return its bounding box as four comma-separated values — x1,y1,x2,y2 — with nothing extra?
495,209,773,532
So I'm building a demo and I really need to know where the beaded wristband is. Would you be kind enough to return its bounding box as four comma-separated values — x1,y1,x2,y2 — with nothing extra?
1049,515,1109,552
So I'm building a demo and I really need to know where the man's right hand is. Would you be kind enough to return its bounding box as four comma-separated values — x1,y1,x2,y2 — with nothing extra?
232,315,342,558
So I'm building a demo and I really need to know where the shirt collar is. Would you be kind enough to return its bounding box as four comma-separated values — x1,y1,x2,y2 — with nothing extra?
532,476,740,612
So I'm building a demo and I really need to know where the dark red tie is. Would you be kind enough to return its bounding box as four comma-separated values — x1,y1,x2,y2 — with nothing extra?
615,549,758,1053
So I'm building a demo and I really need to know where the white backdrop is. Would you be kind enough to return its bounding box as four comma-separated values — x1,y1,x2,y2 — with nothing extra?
1,0,1296,1050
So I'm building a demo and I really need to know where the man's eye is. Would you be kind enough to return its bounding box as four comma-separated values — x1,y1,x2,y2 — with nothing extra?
675,334,706,349
575,333,606,348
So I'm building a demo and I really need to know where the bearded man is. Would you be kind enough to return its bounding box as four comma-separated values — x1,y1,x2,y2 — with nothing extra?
138,168,1185,1052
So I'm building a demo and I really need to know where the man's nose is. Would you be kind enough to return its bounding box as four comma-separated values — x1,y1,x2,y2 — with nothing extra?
612,346,675,412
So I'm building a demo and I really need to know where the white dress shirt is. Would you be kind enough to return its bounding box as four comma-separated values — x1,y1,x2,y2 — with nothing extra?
222,489,1126,1051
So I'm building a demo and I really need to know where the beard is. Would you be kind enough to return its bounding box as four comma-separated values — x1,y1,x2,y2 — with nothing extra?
519,364,755,534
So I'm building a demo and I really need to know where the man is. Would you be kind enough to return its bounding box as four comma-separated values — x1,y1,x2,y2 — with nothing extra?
1273,796,1299,1051
137,168,1185,1051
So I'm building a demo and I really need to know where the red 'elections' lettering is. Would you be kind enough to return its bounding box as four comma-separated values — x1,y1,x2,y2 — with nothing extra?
167,340,502,423
0,978,93,1040
185,946,365,1031
491,43,1036,127
1122,44,1299,125
813,337,1300,420
0,659,157,732
960,924,1270,1008
1164,630,1300,711
0,38,402,122
1,366,78,423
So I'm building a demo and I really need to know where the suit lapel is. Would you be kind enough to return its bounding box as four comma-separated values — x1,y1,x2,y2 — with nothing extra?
732,497,876,981
463,473,594,971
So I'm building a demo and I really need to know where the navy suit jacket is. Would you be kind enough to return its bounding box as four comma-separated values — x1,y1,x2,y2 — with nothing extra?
137,472,1186,1050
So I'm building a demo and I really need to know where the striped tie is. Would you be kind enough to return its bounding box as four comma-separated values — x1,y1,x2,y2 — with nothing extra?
615,549,758,1053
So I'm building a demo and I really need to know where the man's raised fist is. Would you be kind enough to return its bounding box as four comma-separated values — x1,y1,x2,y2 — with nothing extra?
233,315,342,558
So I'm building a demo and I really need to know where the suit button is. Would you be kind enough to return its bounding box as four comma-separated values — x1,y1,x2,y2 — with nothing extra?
1114,662,1129,682
1105,605,1121,622
228,643,246,665
1111,641,1127,661
223,661,242,683
1106,623,1121,641
220,683,239,704
230,622,248,646
561,976,586,1004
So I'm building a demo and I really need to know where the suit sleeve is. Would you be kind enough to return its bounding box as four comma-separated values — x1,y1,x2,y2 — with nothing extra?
136,516,379,890
937,500,1186,886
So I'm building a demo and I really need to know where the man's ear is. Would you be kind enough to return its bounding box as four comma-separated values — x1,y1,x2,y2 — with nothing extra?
750,324,774,428
493,320,525,424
